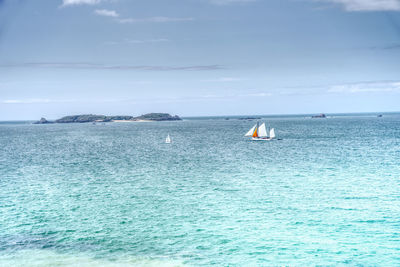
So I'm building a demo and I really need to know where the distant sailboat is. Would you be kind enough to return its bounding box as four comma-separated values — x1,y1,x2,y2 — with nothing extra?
269,128,275,139
245,122,276,141
165,134,171,144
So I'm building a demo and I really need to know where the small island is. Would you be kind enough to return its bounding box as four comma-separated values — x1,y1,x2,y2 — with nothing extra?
34,113,182,124
33,118,54,124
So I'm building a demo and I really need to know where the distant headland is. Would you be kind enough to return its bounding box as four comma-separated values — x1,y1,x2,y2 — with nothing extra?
33,113,182,124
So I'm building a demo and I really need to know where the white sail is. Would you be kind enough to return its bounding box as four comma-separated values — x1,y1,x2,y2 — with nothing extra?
269,128,275,139
245,124,257,136
165,134,171,143
258,123,268,137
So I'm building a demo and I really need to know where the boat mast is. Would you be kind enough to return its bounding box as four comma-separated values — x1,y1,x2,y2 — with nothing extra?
256,122,259,136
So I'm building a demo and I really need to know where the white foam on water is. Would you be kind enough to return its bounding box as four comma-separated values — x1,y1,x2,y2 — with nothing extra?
0,250,187,267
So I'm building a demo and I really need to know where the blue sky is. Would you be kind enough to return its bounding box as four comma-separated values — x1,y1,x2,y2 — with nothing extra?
0,0,399,119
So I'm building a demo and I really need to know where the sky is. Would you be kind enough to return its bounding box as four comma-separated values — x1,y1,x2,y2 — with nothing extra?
0,0,400,119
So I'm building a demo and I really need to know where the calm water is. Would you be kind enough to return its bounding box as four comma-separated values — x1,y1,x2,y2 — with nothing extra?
1,114,400,266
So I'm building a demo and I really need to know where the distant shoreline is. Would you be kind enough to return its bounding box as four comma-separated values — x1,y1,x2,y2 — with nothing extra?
33,113,182,124
2,111,398,122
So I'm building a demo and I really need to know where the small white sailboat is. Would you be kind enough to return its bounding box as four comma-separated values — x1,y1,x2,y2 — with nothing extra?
245,122,276,141
269,128,275,139
165,134,171,144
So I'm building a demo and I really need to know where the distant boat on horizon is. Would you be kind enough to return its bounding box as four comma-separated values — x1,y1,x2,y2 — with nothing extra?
245,122,276,141
165,134,171,144
312,113,326,118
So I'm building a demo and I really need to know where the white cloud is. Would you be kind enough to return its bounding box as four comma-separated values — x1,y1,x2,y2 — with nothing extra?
328,81,400,93
319,0,400,11
243,92,273,97
3,62,223,71
2,99,52,104
117,17,194,23
94,9,119,17
62,0,101,7
1,98,125,105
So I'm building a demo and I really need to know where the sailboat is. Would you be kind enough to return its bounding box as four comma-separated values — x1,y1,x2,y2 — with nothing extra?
245,122,276,141
165,134,171,144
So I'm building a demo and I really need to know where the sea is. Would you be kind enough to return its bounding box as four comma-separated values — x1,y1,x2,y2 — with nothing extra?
0,113,399,266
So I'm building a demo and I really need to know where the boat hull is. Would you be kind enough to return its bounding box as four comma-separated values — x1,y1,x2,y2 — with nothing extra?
251,137,273,141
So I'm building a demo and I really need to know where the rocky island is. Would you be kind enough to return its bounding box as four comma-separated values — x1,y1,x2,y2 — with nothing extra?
33,118,54,124
34,113,182,124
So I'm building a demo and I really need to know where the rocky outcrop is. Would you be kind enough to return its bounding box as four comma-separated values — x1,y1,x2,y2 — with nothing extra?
133,113,182,121
55,114,107,123
33,118,54,124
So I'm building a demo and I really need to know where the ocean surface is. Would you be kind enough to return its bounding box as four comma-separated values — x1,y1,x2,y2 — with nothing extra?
1,114,399,266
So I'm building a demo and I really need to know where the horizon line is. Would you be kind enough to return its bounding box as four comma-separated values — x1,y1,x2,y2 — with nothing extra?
1,111,398,122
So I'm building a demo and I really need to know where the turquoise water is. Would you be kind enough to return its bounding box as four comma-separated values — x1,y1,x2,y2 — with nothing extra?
1,114,400,266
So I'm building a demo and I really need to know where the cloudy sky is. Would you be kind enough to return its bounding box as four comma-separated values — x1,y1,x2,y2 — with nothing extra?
0,0,399,119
